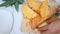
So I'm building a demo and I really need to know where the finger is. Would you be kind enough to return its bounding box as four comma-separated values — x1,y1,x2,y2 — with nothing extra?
37,25,49,32
46,16,58,24
38,16,59,33
42,27,60,34
38,16,58,31
37,16,57,32
42,30,52,34
57,6,60,11
42,19,60,34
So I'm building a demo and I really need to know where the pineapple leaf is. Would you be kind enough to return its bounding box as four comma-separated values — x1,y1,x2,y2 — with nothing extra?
0,0,24,12
14,1,19,12
0,1,10,7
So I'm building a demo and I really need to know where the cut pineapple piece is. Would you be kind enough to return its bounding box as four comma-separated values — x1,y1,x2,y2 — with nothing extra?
38,0,50,25
22,4,37,19
40,0,50,17
40,0,57,18
39,0,57,23
27,0,41,14
38,22,47,28
40,6,50,17
30,15,41,29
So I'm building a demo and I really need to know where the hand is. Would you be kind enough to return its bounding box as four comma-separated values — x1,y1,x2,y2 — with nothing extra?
38,17,60,34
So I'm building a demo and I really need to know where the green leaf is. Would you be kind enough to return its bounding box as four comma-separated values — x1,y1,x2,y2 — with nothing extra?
10,0,16,6
10,0,16,3
18,0,24,4
0,0,24,12
3,0,10,1
14,1,19,12
0,1,10,7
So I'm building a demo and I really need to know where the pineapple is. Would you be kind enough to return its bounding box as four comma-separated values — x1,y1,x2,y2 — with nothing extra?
27,0,41,14
22,4,37,19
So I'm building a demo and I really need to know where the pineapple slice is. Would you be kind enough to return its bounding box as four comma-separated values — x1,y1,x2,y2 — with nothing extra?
39,0,57,23
30,15,41,29
38,0,50,27
38,22,47,28
27,0,41,14
22,4,37,19
40,0,50,17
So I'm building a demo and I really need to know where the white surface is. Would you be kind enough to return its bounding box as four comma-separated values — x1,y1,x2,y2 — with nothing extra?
0,5,23,34
0,0,25,33
10,5,23,34
0,8,13,34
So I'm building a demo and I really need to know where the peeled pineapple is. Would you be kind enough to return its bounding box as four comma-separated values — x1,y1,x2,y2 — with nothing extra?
40,0,49,17
22,4,37,19
39,0,57,24
27,0,41,14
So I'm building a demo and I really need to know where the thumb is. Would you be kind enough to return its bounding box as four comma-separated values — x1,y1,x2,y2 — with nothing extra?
37,25,49,32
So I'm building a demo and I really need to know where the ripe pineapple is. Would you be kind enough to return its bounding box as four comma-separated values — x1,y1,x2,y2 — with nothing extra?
27,0,41,14
22,4,37,19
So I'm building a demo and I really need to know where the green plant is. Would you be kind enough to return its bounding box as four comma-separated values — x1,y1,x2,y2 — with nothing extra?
0,0,24,11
